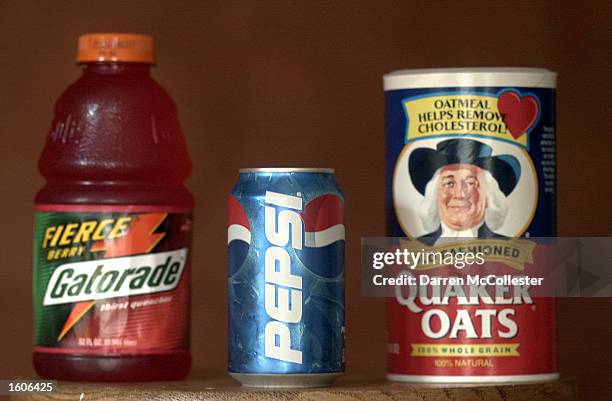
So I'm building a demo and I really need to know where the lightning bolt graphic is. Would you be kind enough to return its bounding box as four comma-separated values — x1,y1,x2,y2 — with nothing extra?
57,213,168,342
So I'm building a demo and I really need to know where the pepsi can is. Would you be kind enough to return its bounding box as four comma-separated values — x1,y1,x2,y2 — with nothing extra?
228,168,345,388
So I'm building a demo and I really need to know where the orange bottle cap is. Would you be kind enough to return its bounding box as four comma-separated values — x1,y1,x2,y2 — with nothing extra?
76,33,155,64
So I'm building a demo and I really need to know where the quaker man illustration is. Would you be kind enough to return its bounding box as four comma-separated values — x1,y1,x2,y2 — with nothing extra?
409,138,521,245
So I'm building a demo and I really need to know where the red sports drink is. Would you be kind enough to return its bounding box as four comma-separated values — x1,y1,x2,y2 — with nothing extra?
33,33,193,381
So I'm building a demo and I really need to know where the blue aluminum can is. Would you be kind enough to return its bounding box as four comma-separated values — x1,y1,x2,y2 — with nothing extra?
227,168,345,388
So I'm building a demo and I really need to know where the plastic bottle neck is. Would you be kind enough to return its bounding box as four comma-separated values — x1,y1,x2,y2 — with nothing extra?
80,62,152,76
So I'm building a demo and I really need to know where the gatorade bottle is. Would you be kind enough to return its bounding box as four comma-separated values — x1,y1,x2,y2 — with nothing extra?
33,33,193,381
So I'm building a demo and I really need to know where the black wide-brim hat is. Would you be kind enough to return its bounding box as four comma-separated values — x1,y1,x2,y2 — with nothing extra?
408,138,521,196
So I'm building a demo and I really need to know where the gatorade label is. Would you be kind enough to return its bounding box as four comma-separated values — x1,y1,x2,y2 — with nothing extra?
33,205,191,355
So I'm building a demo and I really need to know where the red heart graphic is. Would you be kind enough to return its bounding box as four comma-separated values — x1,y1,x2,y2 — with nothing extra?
498,92,539,139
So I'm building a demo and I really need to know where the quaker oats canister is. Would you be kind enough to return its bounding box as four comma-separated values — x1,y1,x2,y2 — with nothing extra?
384,68,558,383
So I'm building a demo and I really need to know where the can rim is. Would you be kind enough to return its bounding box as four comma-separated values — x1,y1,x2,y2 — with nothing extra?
239,167,335,173
386,372,560,384
383,67,557,90
385,67,556,76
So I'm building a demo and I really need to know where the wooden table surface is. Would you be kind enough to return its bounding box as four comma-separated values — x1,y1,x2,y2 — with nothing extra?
12,377,578,401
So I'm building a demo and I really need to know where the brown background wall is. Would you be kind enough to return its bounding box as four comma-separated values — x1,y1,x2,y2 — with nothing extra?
0,0,610,400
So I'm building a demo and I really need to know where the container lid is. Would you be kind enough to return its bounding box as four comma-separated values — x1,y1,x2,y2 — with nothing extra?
77,33,155,63
384,67,557,90
239,168,335,173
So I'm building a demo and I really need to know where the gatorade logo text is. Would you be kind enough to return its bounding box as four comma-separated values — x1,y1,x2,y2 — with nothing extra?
43,248,187,306
263,191,304,364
